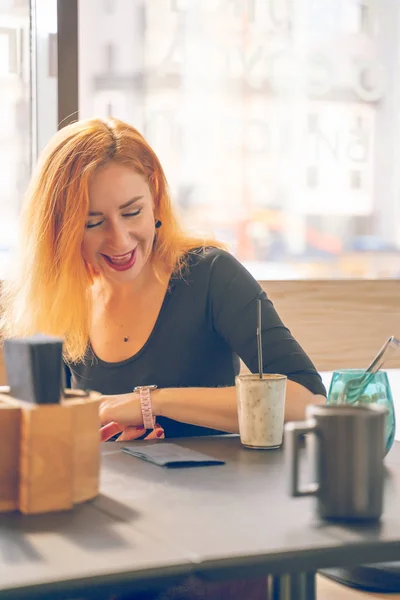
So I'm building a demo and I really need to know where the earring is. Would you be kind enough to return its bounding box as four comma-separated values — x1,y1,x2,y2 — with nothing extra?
155,220,162,229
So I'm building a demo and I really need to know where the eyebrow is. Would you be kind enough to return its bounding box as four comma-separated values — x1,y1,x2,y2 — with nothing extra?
88,196,144,217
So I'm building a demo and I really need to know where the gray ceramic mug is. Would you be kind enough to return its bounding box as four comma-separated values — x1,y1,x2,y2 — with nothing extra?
285,403,387,521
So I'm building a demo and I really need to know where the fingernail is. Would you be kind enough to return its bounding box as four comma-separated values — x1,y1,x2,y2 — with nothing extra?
137,425,145,430
156,430,164,438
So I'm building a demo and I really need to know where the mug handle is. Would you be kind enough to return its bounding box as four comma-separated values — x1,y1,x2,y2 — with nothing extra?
285,421,320,497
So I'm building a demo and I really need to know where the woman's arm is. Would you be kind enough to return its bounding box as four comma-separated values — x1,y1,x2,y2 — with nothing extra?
208,252,327,397
154,381,325,433
100,381,326,436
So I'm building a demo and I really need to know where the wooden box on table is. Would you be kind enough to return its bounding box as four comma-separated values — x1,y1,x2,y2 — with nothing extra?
0,389,101,514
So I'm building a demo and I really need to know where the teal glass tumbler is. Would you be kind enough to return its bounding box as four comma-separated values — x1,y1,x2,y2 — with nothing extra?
328,369,396,455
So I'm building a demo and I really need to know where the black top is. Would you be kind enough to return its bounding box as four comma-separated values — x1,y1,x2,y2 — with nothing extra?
67,248,326,437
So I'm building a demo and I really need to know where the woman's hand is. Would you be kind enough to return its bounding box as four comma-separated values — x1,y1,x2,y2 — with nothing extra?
99,393,164,442
100,422,165,442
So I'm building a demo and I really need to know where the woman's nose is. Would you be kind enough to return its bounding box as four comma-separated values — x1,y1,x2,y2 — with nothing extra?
106,222,133,250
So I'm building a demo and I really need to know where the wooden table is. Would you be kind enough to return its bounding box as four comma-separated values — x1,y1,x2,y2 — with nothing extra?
2,435,400,599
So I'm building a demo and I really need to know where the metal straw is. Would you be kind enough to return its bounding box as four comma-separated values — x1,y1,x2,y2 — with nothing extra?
340,335,400,403
257,298,263,379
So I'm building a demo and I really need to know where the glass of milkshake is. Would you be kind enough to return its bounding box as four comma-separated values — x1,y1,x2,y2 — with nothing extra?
236,373,287,449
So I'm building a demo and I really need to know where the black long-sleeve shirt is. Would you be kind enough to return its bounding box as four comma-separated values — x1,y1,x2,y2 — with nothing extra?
68,248,326,437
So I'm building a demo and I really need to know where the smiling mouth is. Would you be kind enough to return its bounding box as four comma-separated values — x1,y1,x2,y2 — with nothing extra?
101,248,137,271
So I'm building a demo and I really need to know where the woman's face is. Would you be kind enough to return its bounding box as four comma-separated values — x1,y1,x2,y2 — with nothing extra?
82,162,156,285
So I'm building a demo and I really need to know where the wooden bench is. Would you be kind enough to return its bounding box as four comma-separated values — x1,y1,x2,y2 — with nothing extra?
1,279,399,385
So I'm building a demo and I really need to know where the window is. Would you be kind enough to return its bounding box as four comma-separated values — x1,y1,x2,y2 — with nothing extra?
2,1,399,282
77,0,400,279
0,1,30,278
0,0,58,279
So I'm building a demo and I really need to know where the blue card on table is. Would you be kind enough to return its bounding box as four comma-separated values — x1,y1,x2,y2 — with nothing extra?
121,443,225,468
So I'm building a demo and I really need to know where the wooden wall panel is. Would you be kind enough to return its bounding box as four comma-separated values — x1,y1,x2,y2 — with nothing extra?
0,279,399,383
262,280,400,371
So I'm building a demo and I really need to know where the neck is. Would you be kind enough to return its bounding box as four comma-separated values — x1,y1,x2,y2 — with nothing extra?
97,260,170,304
100,261,156,302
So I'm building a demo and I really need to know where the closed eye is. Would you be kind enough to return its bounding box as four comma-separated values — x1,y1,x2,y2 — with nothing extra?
122,209,142,218
86,220,103,229
85,209,142,229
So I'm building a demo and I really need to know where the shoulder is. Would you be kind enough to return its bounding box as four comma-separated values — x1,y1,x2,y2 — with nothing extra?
183,247,245,274
179,247,258,294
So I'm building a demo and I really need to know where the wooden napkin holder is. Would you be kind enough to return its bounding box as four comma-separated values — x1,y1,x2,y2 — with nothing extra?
0,388,101,514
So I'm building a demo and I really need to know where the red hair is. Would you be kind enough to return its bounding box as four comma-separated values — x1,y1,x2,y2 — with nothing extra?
0,118,223,361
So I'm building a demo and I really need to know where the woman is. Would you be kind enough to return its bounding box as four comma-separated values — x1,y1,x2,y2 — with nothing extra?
0,117,326,442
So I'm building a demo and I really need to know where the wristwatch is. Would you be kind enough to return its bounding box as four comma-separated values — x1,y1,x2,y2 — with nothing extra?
134,385,157,429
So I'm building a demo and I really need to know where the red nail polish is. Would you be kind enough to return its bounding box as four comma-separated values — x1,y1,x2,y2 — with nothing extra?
137,425,145,430
156,430,164,438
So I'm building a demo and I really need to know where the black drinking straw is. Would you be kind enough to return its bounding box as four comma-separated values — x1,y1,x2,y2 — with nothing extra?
257,298,263,379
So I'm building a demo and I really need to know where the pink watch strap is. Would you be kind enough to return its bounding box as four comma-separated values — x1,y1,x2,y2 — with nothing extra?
138,387,156,429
